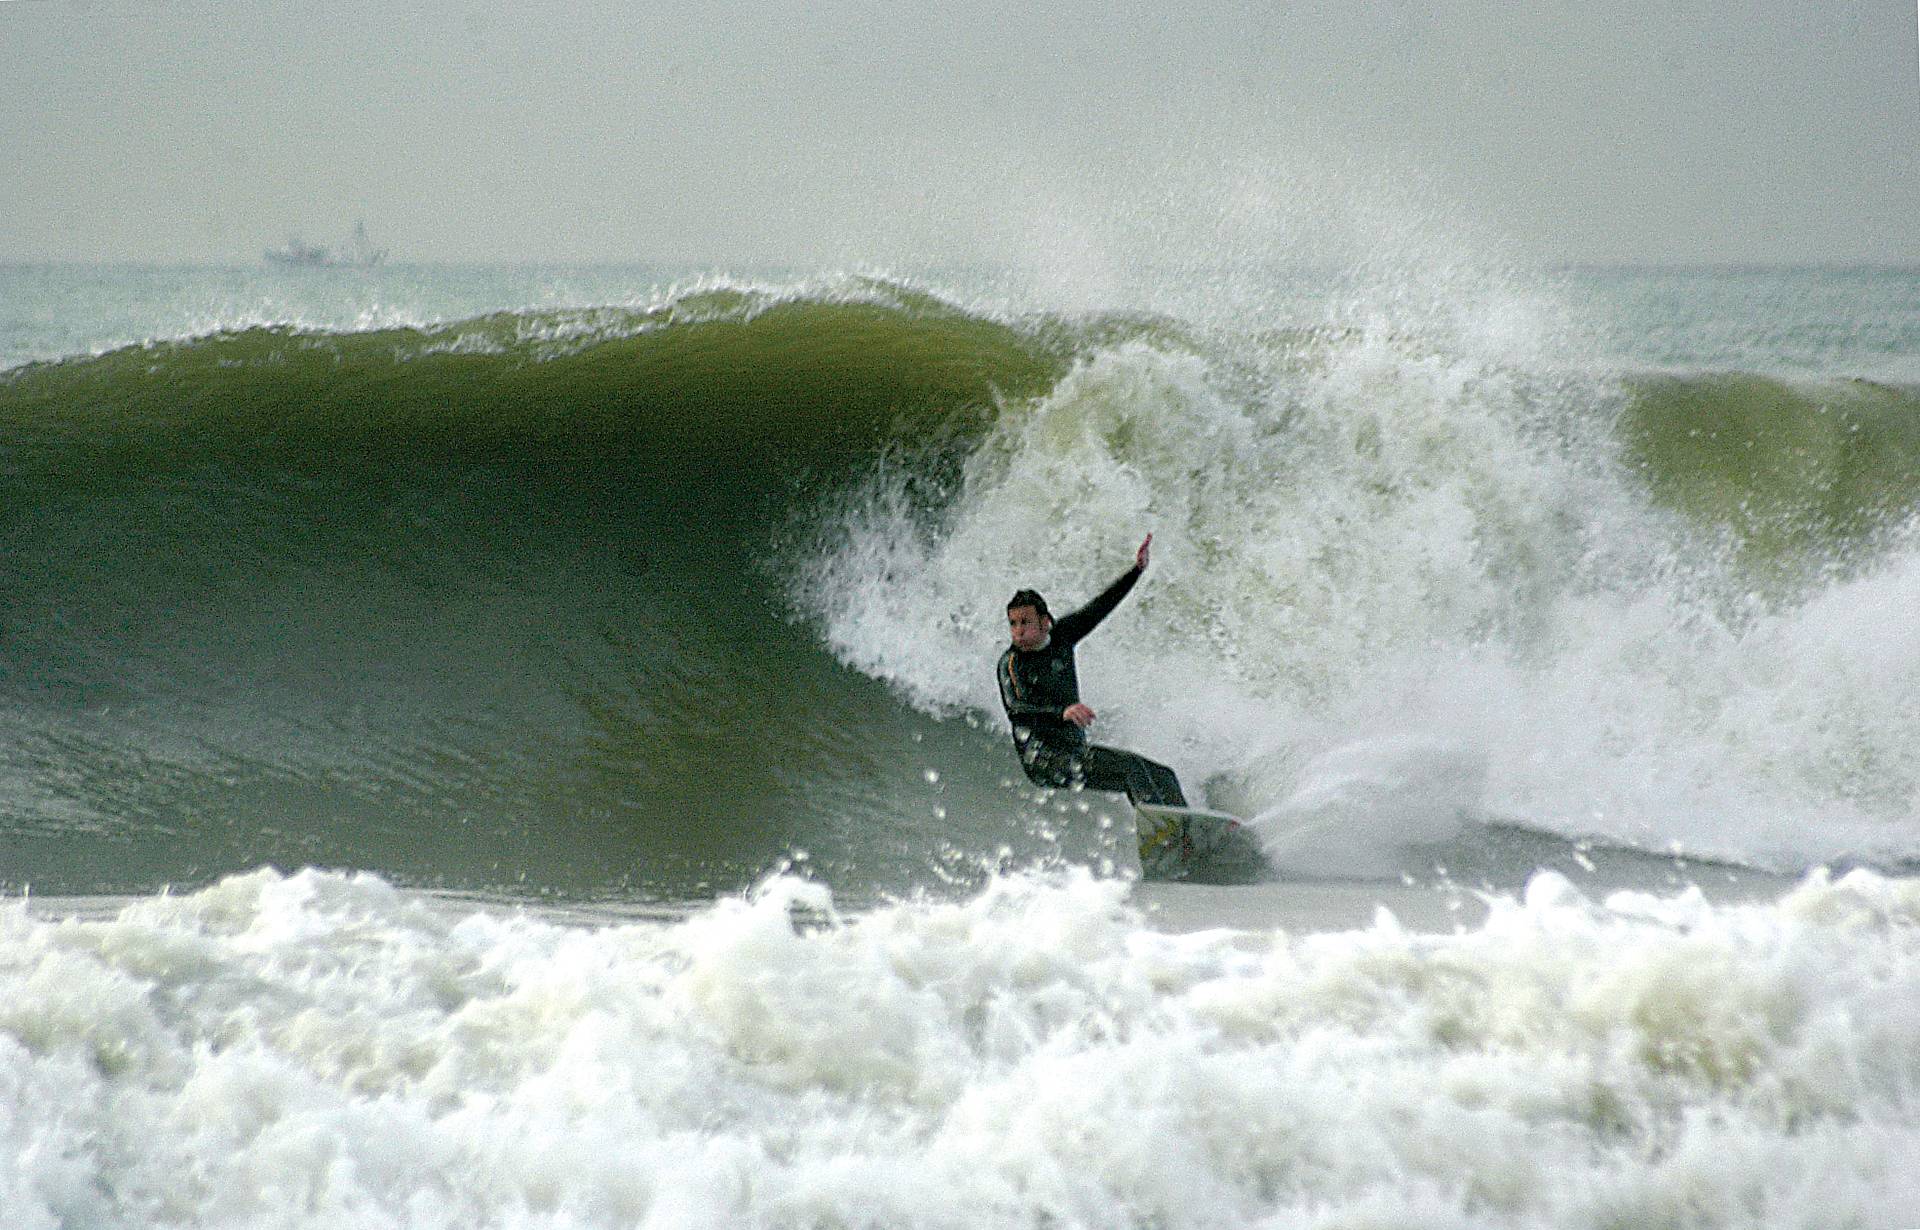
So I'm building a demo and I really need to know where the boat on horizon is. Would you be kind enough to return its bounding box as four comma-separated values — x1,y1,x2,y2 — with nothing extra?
264,220,387,268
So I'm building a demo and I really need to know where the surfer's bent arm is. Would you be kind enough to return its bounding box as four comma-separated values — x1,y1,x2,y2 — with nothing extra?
1049,563,1143,647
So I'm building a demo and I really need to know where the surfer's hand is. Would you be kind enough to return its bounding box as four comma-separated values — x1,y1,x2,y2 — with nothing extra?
1064,703,1096,727
1136,533,1152,571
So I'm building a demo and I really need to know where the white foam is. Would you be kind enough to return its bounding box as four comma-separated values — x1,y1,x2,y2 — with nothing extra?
5,867,1919,1227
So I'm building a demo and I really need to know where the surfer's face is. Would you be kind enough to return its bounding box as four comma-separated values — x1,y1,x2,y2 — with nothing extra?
1007,605,1051,651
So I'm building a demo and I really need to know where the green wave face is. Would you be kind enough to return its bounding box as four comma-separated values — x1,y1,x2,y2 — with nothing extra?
1619,373,1920,572
0,289,1077,900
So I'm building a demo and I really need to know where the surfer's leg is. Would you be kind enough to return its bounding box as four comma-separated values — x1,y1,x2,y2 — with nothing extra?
1084,746,1187,807
1134,755,1188,807
1019,743,1079,790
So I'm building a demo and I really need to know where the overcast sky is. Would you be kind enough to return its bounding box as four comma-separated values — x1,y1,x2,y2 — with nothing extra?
4,0,1915,266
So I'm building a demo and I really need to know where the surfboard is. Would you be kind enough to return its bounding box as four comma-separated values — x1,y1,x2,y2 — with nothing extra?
1134,802,1258,879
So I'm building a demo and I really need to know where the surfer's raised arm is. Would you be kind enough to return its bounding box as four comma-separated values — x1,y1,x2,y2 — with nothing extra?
1050,536,1151,648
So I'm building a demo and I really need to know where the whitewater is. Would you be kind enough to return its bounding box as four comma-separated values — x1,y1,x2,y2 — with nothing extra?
2,247,1918,1226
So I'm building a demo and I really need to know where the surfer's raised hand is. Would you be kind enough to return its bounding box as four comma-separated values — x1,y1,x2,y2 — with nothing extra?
1136,533,1152,572
1063,702,1096,727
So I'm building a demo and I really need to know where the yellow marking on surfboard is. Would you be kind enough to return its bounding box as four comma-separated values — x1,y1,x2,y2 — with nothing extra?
1140,819,1180,854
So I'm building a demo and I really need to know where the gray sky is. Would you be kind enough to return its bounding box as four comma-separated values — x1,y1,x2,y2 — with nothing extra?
4,0,1916,265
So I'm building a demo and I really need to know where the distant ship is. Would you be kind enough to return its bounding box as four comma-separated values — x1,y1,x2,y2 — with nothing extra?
264,221,387,268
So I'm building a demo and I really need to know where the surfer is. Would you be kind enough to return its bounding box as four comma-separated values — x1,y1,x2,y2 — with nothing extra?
997,534,1188,808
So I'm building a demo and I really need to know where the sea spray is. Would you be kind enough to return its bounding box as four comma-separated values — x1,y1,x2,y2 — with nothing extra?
800,263,1920,873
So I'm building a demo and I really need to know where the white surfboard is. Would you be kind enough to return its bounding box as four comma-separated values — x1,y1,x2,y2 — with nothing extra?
1134,802,1257,879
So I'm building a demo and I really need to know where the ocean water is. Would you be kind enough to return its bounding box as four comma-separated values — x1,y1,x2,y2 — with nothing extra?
2,253,1917,1226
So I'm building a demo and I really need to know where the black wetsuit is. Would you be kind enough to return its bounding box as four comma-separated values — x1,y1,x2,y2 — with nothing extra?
996,565,1187,807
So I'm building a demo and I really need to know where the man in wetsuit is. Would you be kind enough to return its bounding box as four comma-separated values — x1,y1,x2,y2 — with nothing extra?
997,534,1188,808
